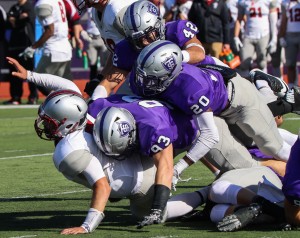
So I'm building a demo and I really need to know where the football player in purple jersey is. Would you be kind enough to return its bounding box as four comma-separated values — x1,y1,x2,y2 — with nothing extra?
84,0,211,96
130,40,292,184
282,130,300,227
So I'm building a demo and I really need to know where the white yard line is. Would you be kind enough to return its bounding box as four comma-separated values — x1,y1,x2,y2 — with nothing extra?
0,153,53,160
9,235,38,238
0,189,90,201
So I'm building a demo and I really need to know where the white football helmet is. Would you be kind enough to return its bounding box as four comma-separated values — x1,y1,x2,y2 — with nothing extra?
34,90,88,140
93,107,137,158
123,0,165,50
134,40,183,96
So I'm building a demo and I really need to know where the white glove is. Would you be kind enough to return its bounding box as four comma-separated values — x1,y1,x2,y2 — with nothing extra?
19,46,35,60
267,40,277,54
80,30,92,42
279,37,287,48
233,37,243,52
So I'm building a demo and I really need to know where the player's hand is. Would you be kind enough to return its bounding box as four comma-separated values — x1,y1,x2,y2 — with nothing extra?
84,78,101,97
60,226,88,235
267,41,277,54
279,37,287,48
6,57,28,80
19,46,35,60
171,169,180,191
233,37,243,52
81,30,92,42
137,209,163,229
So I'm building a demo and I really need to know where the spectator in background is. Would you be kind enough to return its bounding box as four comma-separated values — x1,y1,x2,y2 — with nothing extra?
188,0,231,58
225,0,243,55
0,4,7,82
279,0,300,88
164,0,193,22
4,0,38,105
19,0,72,96
270,0,285,80
85,8,109,80
63,0,85,51
233,0,278,78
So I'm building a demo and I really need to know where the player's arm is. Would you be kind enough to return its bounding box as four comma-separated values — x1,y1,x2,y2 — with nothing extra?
99,66,129,95
182,37,205,64
174,111,219,178
58,153,111,234
60,177,111,234
6,57,81,93
32,4,55,49
137,145,173,228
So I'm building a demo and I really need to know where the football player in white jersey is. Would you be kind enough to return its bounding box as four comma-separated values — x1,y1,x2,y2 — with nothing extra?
234,0,278,78
7,56,209,234
278,0,300,88
20,0,73,96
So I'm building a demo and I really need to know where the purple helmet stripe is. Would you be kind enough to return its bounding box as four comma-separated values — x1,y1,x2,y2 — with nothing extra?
141,41,173,69
130,3,138,32
99,107,111,154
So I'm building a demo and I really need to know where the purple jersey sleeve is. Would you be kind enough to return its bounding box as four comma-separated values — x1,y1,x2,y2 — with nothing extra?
282,136,300,206
165,20,199,48
113,40,139,71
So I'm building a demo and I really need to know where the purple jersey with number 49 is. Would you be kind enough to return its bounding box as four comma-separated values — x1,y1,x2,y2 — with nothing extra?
113,20,215,71
88,94,197,156
130,63,228,116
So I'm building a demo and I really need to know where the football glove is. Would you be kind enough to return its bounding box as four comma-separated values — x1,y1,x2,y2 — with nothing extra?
137,209,163,229
81,30,92,42
19,46,35,60
233,37,243,52
171,169,180,191
279,37,287,48
267,40,277,54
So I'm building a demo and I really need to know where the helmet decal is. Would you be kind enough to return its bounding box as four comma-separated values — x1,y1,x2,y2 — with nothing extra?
147,3,159,16
141,41,173,69
117,121,131,137
162,55,177,73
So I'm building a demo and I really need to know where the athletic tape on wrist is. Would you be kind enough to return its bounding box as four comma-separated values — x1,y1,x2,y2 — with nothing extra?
81,208,105,233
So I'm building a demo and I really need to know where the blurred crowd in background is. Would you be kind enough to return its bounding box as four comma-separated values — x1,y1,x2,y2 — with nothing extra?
0,0,299,105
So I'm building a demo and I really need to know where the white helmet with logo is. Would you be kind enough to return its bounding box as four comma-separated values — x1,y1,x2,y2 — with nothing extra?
134,40,183,96
93,107,137,158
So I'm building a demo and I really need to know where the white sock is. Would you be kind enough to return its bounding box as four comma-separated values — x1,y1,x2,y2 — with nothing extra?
166,186,209,220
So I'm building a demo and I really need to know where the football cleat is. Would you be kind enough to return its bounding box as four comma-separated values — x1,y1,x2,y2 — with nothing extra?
249,69,289,97
217,203,262,232
285,86,300,115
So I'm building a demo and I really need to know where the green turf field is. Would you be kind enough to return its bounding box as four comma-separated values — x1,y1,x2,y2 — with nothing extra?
0,107,299,238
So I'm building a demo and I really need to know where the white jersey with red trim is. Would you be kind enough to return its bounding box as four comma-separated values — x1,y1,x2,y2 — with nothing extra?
282,0,300,33
92,0,138,52
53,130,144,198
35,0,72,61
238,0,278,39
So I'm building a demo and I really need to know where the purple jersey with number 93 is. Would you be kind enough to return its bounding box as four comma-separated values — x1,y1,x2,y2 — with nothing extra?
88,94,197,156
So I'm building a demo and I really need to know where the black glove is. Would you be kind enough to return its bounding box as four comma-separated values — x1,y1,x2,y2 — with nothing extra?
136,209,163,229
84,74,104,97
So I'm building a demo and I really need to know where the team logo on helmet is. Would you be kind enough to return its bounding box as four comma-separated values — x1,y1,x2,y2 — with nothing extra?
147,3,159,16
117,121,131,137
162,56,176,73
